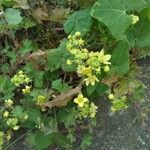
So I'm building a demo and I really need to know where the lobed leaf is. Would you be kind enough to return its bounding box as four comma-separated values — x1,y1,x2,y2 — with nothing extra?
91,0,150,39
64,8,92,36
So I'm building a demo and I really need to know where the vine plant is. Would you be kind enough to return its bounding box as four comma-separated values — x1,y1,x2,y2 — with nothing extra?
0,0,150,149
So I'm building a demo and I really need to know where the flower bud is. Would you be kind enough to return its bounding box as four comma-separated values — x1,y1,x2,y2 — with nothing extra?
108,94,114,100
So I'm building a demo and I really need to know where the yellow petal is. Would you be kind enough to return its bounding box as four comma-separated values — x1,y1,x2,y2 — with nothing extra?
83,98,88,103
13,126,20,130
91,80,95,86
78,94,83,99
74,98,78,103
78,102,84,107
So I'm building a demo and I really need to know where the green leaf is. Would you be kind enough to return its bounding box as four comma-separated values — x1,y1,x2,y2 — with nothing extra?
4,8,22,25
56,0,68,6
96,83,109,96
34,72,44,88
2,0,12,6
57,108,77,128
81,134,92,150
127,15,150,48
61,53,77,72
47,40,76,72
90,0,150,39
19,40,36,56
132,86,145,101
64,8,92,35
110,40,130,75
1,63,10,74
53,132,69,148
21,18,36,29
27,108,42,124
86,84,97,96
12,106,24,118
0,75,7,92
51,79,70,92
86,83,108,97
47,48,62,71
76,0,96,7
0,75,14,99
44,70,59,81
47,40,66,71
34,131,54,150
7,51,17,64
44,117,58,134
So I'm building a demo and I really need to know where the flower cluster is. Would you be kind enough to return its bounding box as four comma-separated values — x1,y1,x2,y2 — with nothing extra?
74,94,98,118
6,118,20,130
11,71,32,95
3,99,28,131
11,71,30,87
66,32,111,86
130,14,139,25
5,99,13,108
108,94,128,112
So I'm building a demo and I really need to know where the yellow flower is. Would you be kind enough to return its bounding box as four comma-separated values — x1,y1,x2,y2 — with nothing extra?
98,49,111,64
66,59,72,65
84,75,99,86
75,31,81,37
22,86,31,94
3,111,9,118
130,14,139,24
77,65,84,74
78,39,84,45
104,65,110,72
108,94,114,100
77,66,92,76
66,43,73,51
24,77,30,83
74,94,88,107
89,102,98,118
37,95,46,104
5,99,13,107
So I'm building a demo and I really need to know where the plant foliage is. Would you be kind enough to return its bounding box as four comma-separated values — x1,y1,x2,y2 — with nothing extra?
0,0,149,149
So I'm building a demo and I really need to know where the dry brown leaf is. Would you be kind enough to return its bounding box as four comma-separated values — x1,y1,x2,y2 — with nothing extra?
38,85,82,108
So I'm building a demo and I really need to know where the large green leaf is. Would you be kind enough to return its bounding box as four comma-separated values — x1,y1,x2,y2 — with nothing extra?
127,15,150,48
63,8,92,35
110,40,130,75
34,131,54,150
90,0,150,39
4,8,22,25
